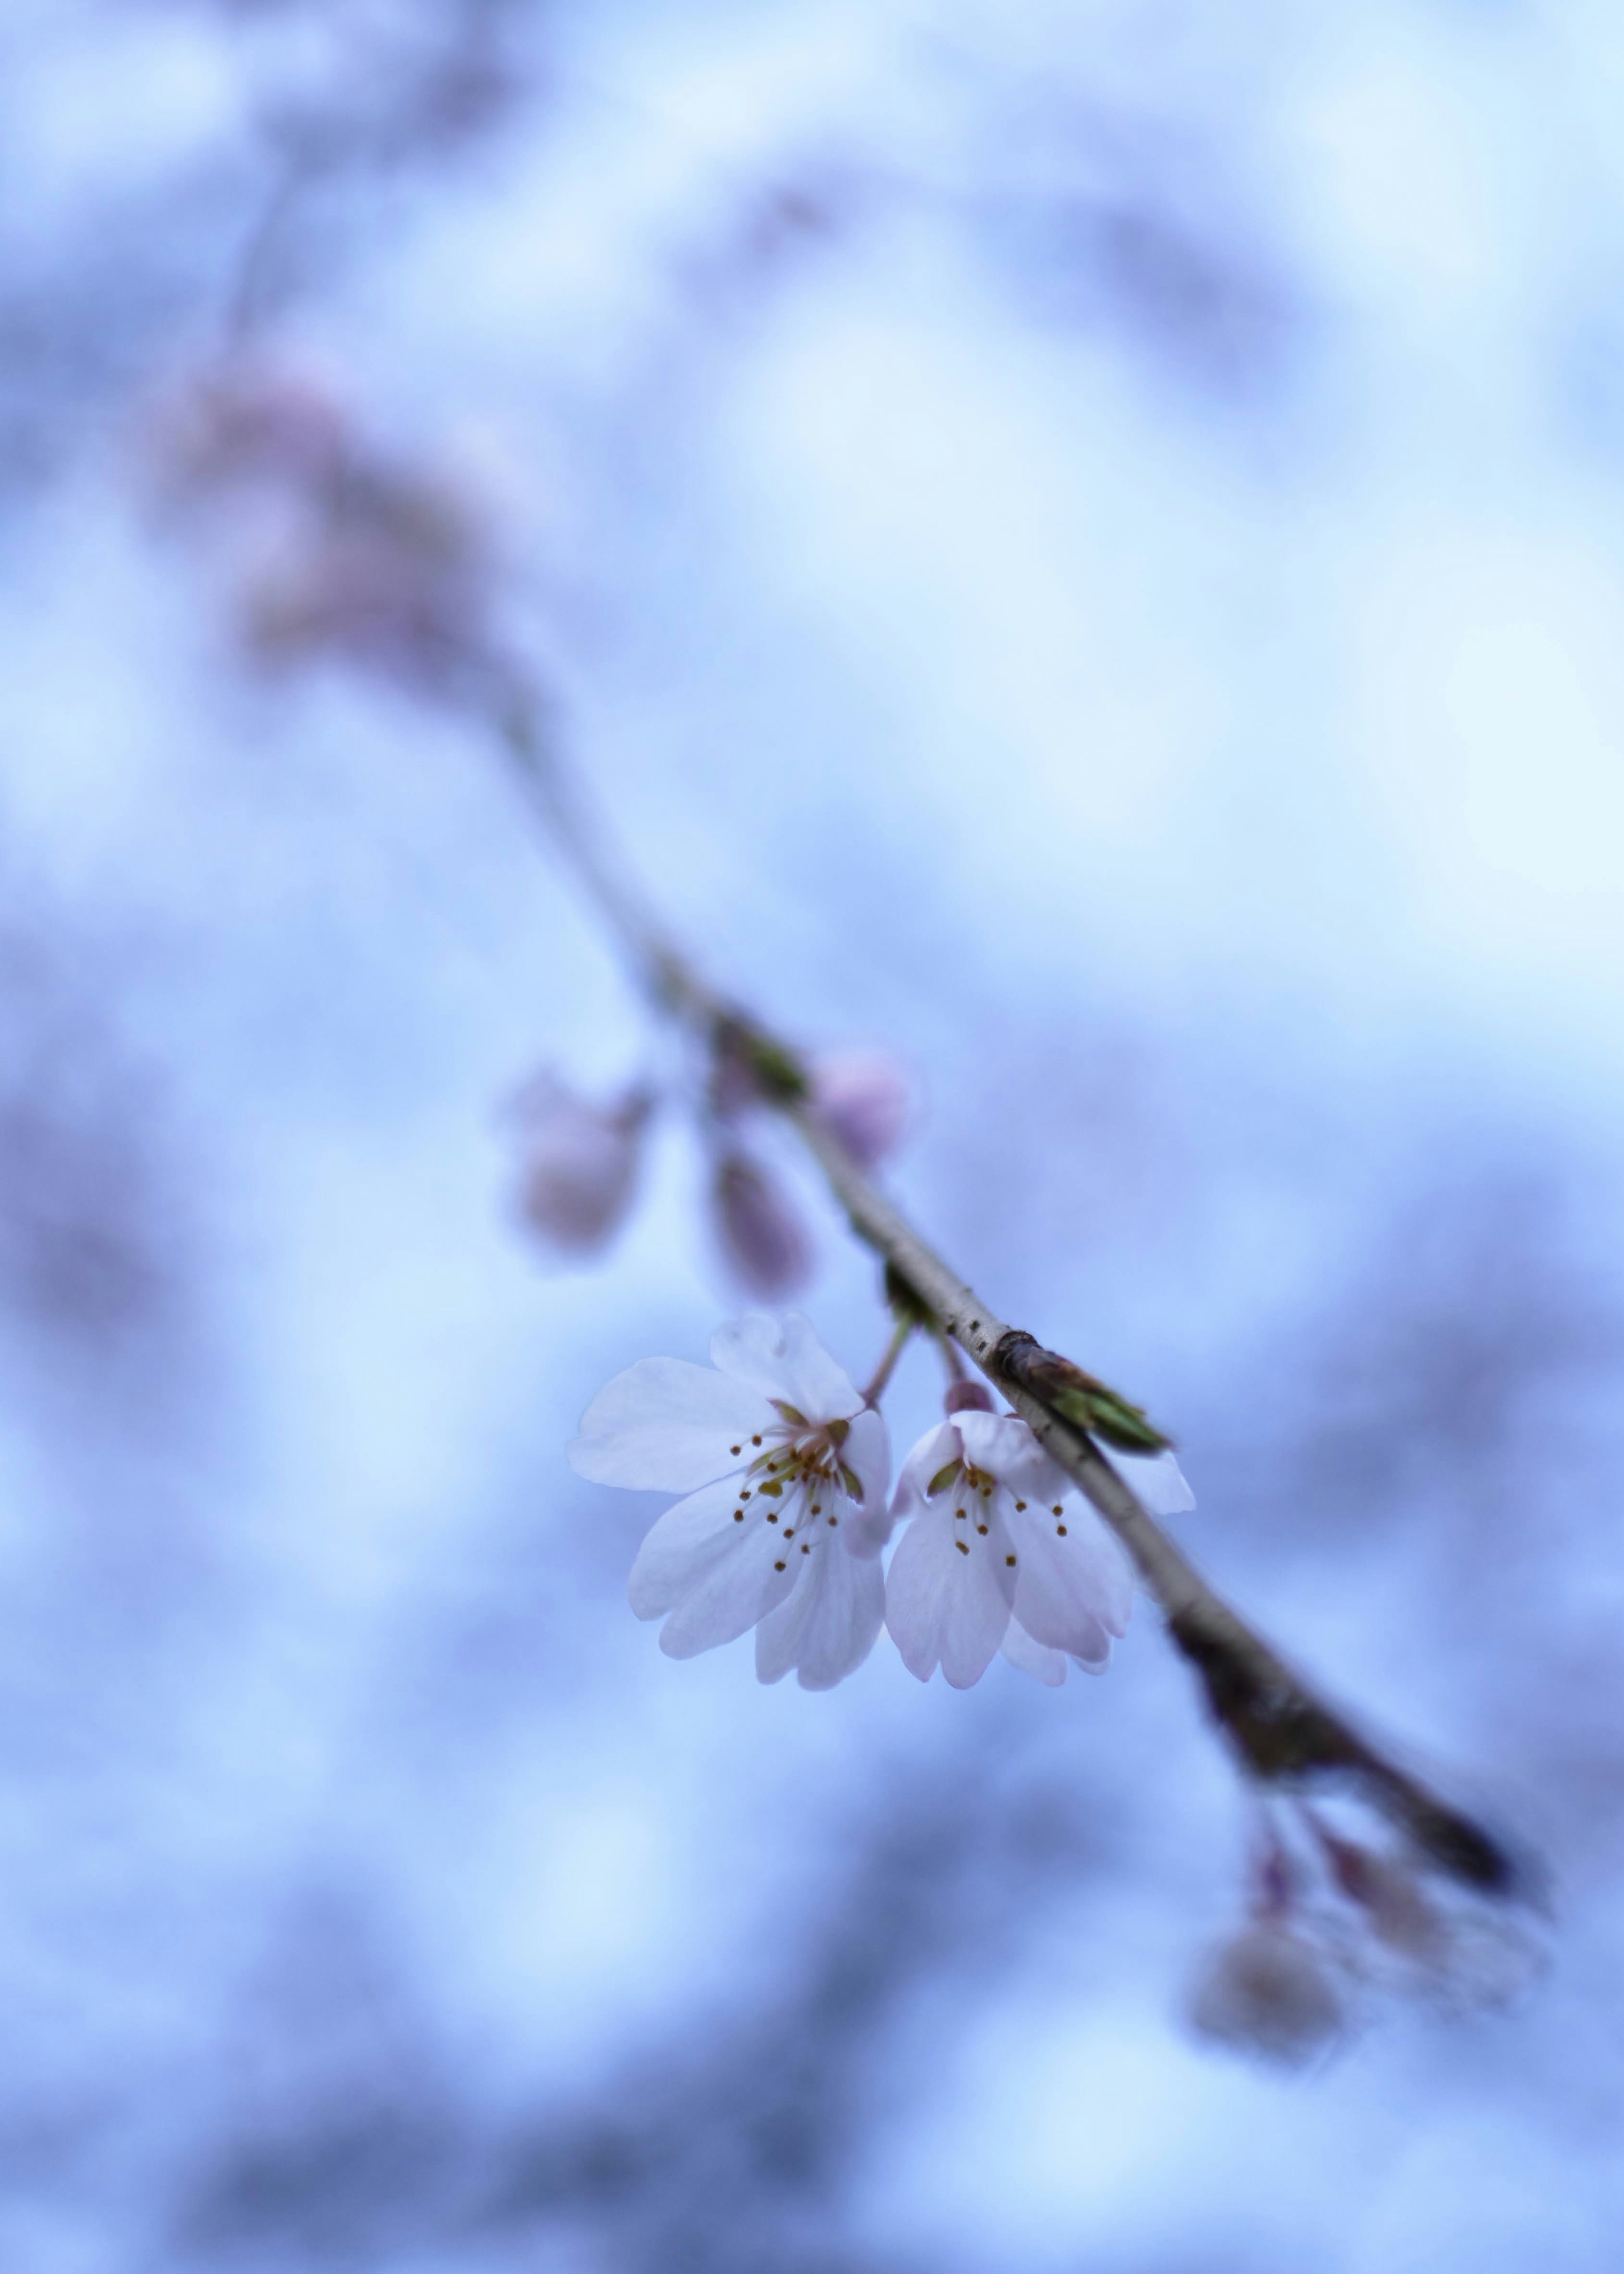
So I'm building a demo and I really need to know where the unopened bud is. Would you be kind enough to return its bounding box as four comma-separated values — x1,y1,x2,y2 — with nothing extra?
1185,1921,1344,2068
809,1049,911,1170
510,1076,650,1257
150,363,350,501
241,471,488,687
944,1380,995,1414
150,363,494,691
712,1152,811,1297
1321,1833,1448,1966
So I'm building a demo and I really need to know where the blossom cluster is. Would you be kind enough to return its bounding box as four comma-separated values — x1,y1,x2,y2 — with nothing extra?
568,1311,1193,1691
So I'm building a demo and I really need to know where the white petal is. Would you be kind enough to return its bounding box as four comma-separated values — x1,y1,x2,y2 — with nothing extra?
754,1537,885,1690
570,1358,775,1491
1007,1499,1135,1655
627,1472,751,1620
889,1420,963,1524
706,1311,786,1391
710,1311,862,1422
845,1506,893,1559
1068,1628,1114,1673
1004,1604,1113,1677
884,1501,1015,1688
655,1514,800,1659
952,1409,1044,1483
799,1549,886,1689
754,1559,817,1686
1103,1445,1196,1516
1000,1622,1068,1686
839,1405,894,1555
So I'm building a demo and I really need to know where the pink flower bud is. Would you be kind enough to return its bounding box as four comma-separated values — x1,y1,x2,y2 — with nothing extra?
809,1049,911,1170
944,1380,995,1414
711,1152,811,1297
509,1077,650,1257
151,364,351,500
150,363,494,690
241,471,489,688
1185,1920,1344,2068
1320,1832,1448,1966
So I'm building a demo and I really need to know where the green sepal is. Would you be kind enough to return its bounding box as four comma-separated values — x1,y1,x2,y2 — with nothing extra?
738,1027,810,1102
1050,1384,1170,1455
882,1263,936,1330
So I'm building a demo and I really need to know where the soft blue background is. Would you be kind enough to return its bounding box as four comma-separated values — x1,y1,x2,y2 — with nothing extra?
0,2,1621,2266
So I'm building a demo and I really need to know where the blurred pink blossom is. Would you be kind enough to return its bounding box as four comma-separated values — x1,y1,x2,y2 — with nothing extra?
508,1074,650,1258
1318,1827,1450,1968
151,361,493,691
712,1151,811,1297
150,365,352,502
239,469,489,687
809,1048,911,1170
1185,1919,1345,2067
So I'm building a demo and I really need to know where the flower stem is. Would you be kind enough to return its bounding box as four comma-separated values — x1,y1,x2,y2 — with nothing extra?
933,1326,968,1384
862,1314,914,1409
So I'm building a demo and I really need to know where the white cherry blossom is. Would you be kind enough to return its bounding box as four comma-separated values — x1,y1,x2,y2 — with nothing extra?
568,1314,889,1689
883,1401,1193,1689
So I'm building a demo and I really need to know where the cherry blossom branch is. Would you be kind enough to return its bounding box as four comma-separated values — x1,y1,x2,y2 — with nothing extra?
486,663,1519,1901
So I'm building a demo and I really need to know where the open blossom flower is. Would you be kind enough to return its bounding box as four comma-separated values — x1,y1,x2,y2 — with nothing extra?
884,1398,1193,1688
568,1315,889,1689
507,1072,650,1257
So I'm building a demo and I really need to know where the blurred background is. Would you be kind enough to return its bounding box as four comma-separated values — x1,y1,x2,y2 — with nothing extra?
2,0,1623,2266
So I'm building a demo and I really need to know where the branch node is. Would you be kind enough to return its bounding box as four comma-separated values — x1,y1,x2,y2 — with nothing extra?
714,1016,809,1105
993,1330,1172,1453
1168,1609,1521,1898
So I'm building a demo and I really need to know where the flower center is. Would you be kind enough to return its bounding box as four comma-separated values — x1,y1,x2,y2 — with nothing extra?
726,1417,861,1568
